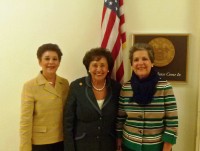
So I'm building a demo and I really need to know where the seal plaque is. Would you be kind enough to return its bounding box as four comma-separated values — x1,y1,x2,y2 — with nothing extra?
149,37,175,67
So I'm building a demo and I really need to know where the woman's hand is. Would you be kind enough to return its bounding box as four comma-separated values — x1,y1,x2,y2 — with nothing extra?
116,138,122,151
162,142,172,151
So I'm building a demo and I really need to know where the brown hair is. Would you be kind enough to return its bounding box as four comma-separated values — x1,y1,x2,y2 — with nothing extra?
83,47,114,73
129,43,154,65
37,43,63,61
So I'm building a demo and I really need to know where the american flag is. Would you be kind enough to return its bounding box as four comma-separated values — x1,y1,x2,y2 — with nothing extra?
101,0,126,83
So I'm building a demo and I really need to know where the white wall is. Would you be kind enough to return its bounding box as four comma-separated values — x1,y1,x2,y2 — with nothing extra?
195,0,200,150
0,0,199,151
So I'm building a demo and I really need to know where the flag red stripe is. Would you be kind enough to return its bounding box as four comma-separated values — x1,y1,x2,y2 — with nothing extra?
120,14,125,25
119,0,124,6
111,34,121,60
101,11,116,48
101,6,107,26
116,62,124,82
121,32,126,44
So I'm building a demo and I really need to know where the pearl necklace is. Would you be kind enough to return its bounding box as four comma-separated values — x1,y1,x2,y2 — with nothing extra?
92,80,106,91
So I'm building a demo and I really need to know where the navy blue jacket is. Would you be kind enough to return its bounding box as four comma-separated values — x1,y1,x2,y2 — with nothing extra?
63,76,121,151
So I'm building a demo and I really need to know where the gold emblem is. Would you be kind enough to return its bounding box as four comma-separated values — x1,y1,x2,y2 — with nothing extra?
79,82,83,86
149,37,175,67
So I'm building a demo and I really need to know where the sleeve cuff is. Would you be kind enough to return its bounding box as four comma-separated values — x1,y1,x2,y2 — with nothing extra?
116,131,123,138
162,130,177,144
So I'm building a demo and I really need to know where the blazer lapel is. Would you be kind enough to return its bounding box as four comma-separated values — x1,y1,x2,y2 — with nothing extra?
102,85,112,109
86,87,102,115
37,73,60,97
43,84,59,97
85,77,102,115
84,76,113,114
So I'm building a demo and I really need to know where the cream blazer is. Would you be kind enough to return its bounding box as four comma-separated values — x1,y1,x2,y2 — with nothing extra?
20,73,69,151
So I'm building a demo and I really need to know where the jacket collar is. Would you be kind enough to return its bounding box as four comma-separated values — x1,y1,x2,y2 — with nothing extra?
85,75,112,115
36,72,63,97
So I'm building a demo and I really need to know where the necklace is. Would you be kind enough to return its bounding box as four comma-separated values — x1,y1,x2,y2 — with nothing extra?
92,80,106,91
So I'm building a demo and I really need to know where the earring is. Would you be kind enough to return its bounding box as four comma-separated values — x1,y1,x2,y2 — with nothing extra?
108,70,109,72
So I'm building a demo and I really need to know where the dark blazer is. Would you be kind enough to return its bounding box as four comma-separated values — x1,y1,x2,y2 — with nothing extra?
63,76,121,151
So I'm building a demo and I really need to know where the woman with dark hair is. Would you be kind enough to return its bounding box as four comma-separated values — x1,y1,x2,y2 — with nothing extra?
63,47,121,151
116,43,178,151
20,43,69,151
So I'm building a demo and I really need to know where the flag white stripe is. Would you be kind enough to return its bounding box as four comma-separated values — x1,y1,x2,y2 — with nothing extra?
106,17,119,51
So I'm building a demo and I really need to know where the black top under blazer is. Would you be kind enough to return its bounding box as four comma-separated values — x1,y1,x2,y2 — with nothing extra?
63,76,121,151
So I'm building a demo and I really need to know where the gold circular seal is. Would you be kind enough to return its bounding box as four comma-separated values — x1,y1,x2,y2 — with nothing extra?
149,37,175,67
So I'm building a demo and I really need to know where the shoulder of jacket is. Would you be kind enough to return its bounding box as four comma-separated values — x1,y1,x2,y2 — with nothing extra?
109,79,120,86
23,77,38,87
57,75,69,86
157,79,170,85
122,80,131,86
157,79,173,89
70,77,86,87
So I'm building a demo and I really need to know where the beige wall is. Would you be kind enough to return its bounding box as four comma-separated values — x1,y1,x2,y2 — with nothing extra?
125,1,199,151
195,0,200,150
0,0,199,151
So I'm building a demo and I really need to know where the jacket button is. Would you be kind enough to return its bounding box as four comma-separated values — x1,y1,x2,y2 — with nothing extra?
98,126,101,130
